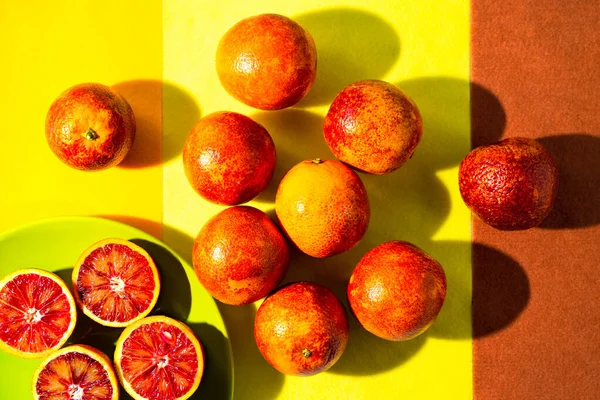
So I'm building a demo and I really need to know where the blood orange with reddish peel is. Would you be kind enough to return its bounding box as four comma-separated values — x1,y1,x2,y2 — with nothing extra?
72,238,160,327
324,80,423,175
32,344,119,400
183,111,276,205
45,83,136,171
216,13,317,110
254,282,349,376
114,316,204,400
459,137,559,230
193,206,290,305
275,159,370,258
348,241,447,341
0,268,76,359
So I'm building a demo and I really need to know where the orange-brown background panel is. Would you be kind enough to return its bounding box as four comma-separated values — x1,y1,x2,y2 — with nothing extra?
471,0,600,399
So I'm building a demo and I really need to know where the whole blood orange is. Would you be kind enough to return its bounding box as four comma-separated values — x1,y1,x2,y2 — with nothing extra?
347,241,447,341
114,315,204,400
324,80,423,174
193,206,290,305
254,282,349,376
216,13,317,110
32,344,119,400
459,137,559,230
183,111,276,205
72,238,160,327
45,83,136,171
0,268,76,359
275,159,370,258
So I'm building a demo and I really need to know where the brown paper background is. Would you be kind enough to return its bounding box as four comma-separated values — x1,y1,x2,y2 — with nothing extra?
471,0,600,398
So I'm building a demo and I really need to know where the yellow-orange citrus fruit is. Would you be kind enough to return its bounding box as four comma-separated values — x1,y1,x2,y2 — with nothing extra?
275,159,370,258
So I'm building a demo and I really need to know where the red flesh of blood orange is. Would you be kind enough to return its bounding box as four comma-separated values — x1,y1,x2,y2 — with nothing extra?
0,269,76,358
33,344,119,400
72,238,160,327
114,316,204,400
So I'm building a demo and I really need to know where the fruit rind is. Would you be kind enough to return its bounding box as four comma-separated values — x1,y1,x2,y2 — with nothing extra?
45,82,136,171
216,13,317,110
254,281,349,376
182,111,277,205
458,137,559,230
324,80,423,175
192,205,290,305
347,241,447,341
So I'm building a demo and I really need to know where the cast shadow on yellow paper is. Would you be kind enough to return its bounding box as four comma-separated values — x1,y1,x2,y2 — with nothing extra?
293,8,400,107
112,80,162,169
112,79,201,169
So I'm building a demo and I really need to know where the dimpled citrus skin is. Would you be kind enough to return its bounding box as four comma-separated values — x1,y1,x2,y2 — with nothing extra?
254,282,349,376
324,80,423,175
45,83,136,171
459,137,559,230
192,206,290,305
275,159,370,258
348,241,447,341
216,13,317,110
183,111,276,205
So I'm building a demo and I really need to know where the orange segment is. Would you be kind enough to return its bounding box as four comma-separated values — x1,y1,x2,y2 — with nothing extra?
114,316,204,400
32,344,119,400
72,238,160,327
0,268,76,359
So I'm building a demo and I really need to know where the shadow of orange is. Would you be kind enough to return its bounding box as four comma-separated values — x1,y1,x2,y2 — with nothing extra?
112,80,162,169
293,8,400,107
112,80,201,169
97,214,162,240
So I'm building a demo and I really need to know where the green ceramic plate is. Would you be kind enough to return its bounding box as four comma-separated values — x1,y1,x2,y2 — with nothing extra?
0,216,233,400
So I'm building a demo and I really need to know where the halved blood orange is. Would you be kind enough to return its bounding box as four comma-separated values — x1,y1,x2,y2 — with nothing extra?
32,344,119,400
72,238,161,327
0,268,77,359
114,315,204,400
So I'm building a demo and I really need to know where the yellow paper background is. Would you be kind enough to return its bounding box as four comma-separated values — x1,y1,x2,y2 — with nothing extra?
0,0,163,238
163,1,472,399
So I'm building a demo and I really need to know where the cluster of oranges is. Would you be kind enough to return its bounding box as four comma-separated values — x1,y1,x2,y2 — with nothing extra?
186,14,448,377
1,10,560,400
